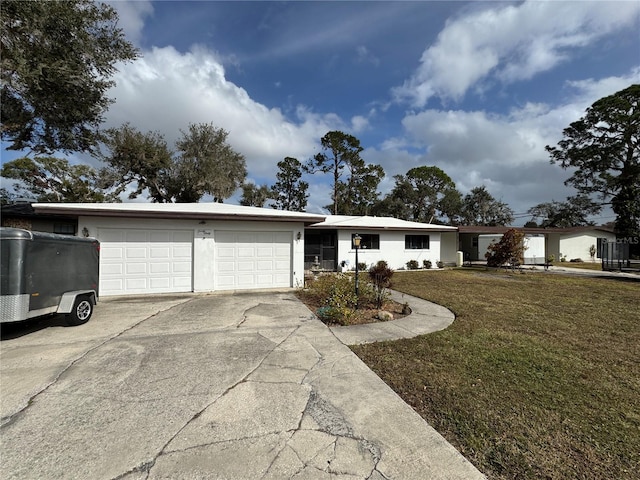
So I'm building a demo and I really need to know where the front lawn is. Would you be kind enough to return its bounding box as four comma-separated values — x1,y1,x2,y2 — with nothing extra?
352,268,640,479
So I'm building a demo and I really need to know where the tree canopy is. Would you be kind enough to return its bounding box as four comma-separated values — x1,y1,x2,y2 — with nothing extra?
1,0,139,154
546,84,639,239
170,124,247,203
99,123,246,203
1,156,119,202
240,183,270,207
461,186,514,226
305,131,366,215
378,166,459,224
270,157,309,211
527,195,599,228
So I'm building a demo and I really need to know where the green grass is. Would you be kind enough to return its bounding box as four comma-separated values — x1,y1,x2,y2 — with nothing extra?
352,268,640,479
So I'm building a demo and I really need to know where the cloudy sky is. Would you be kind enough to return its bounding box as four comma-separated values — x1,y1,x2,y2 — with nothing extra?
8,1,640,223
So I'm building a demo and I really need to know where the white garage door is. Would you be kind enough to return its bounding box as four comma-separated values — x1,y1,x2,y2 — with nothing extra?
99,229,193,296
215,231,292,290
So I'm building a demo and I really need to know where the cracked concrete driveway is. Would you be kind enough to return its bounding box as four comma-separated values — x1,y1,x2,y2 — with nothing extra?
0,292,484,480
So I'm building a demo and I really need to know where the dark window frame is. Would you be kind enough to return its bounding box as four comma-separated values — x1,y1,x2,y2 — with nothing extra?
405,234,430,250
53,223,76,235
352,233,380,250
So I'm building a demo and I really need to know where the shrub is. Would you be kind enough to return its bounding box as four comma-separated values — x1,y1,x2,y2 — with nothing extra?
437,260,444,268
368,260,394,309
485,229,526,267
570,258,583,263
406,259,420,270
423,259,432,269
302,273,375,325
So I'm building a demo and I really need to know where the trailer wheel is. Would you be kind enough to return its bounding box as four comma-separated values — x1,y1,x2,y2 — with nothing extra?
67,296,93,326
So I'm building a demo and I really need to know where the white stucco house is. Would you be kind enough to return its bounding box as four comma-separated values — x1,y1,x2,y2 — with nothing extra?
458,225,617,263
33,203,324,297
304,215,458,271
24,204,460,296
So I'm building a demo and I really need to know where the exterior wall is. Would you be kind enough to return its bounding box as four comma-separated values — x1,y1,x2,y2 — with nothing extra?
560,230,616,261
478,235,503,260
78,216,305,292
440,231,458,265
334,229,444,271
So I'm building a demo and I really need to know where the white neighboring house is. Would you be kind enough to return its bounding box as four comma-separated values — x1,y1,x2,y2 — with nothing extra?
558,227,617,261
305,215,458,271
33,203,324,296
459,225,617,264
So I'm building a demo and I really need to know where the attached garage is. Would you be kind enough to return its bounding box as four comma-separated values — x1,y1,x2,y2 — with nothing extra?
215,231,292,290
99,228,193,296
32,203,324,297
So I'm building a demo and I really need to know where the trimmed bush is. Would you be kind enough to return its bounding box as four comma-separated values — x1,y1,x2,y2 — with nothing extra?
406,259,420,270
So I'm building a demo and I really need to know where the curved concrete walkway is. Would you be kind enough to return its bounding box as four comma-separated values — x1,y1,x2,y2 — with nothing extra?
331,290,455,345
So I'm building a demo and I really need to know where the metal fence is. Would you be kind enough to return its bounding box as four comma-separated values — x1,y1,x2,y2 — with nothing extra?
601,241,630,271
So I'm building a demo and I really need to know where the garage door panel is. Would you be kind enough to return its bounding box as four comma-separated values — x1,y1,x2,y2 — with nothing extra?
126,263,147,275
215,231,291,291
126,247,147,259
150,247,170,258
99,228,193,296
150,263,170,274
173,246,192,258
172,262,191,273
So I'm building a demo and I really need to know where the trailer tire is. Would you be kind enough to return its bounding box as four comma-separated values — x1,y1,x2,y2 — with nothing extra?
67,295,93,326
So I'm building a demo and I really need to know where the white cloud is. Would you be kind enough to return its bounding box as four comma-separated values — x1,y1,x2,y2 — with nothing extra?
393,0,640,106
387,70,639,216
106,45,343,179
108,1,154,46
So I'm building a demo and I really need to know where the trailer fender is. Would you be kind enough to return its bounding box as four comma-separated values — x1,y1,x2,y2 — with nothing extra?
56,291,97,314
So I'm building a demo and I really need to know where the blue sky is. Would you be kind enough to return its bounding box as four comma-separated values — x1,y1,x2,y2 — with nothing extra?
5,1,640,223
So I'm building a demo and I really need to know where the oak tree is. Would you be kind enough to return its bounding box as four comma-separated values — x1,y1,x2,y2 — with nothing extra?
1,0,138,154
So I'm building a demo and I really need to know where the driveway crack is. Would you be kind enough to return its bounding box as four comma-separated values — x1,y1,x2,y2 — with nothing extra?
142,324,304,478
0,300,191,428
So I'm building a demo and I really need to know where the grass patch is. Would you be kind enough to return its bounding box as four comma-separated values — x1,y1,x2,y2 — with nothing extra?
352,268,640,479
555,261,602,271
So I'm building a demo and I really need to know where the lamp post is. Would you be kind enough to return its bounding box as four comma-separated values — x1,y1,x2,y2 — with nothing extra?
353,233,361,310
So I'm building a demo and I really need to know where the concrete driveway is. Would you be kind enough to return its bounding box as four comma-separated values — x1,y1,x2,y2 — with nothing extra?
1,292,483,480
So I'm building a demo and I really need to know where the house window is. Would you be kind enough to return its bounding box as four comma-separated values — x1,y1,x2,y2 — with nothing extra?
352,233,379,250
405,235,430,250
472,236,478,248
53,223,75,235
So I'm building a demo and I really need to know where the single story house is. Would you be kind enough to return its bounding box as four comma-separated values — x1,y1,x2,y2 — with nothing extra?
459,225,617,263
305,215,458,271
30,203,324,297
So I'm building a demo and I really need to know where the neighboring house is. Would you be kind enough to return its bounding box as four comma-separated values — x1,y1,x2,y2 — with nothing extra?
305,215,458,271
558,226,616,261
1,202,78,235
30,203,324,297
459,225,616,263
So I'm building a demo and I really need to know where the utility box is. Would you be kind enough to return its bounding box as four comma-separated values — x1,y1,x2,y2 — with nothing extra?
1,228,100,326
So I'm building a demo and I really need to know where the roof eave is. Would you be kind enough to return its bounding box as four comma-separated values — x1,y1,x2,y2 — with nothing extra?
32,205,325,225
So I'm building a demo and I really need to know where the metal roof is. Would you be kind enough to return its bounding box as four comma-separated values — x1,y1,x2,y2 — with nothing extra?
32,203,326,224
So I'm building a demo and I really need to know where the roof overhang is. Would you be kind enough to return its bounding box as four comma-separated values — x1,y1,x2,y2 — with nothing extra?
306,215,458,232
33,203,326,225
